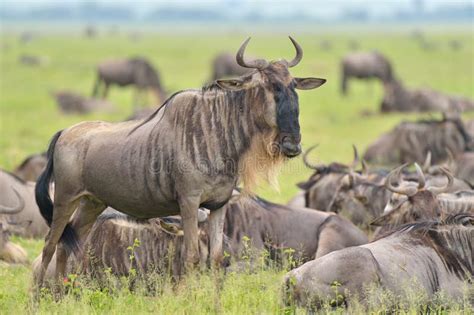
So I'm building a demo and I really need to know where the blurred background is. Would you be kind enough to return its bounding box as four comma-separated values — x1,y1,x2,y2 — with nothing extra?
0,0,473,202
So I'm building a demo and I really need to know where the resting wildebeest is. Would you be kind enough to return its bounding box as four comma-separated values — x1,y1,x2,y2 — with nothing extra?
35,37,326,286
0,223,28,265
52,90,113,115
381,79,474,113
363,116,473,166
33,209,210,284
209,52,252,81
14,152,47,182
1,170,48,238
224,191,368,264
372,163,473,237
284,214,473,310
340,51,393,95
92,57,166,107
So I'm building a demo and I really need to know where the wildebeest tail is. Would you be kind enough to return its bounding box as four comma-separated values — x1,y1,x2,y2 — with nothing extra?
35,130,80,255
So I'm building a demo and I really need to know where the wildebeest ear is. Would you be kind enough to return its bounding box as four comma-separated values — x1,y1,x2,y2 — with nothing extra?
216,79,248,91
294,78,326,90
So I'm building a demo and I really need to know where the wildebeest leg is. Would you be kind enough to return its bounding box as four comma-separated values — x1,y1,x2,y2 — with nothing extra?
55,197,106,280
38,198,80,287
341,71,348,95
179,195,201,269
92,75,101,97
208,206,227,267
102,83,110,99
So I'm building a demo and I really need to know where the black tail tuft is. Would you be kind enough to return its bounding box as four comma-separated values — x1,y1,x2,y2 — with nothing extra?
35,130,81,255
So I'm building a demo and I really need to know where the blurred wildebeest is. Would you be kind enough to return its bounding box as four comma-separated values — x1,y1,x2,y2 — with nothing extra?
19,31,35,44
52,90,113,114
340,51,393,95
19,54,46,66
284,214,474,310
419,39,438,51
92,57,166,107
209,52,252,81
33,209,210,284
35,37,327,286
128,31,142,42
448,39,463,51
363,115,473,166
1,170,48,238
84,25,97,38
381,79,474,113
0,223,28,265
372,163,473,237
224,191,368,265
347,39,359,51
14,152,47,182
318,40,332,51
448,152,474,187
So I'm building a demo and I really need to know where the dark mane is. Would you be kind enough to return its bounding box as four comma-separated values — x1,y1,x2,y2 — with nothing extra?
1,168,27,184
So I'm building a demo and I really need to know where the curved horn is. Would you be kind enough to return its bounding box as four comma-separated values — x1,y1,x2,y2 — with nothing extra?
303,145,325,171
361,159,368,175
428,167,454,195
445,148,456,171
350,145,360,170
422,151,432,172
287,36,303,67
0,187,25,214
385,163,417,196
414,163,426,189
236,37,269,70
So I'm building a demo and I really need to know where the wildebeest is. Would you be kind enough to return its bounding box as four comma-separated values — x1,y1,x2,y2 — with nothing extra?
35,37,326,286
0,223,28,265
450,152,474,187
84,25,97,38
209,52,252,81
381,79,474,113
14,152,47,182
1,170,48,238
33,209,210,284
92,57,166,107
340,51,393,95
318,40,332,51
19,31,35,44
52,90,113,115
19,55,46,66
224,191,368,264
363,115,473,166
284,214,473,310
372,163,473,236
448,39,463,51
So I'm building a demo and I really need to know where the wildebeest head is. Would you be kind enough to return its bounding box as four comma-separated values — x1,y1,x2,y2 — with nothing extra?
215,37,326,158
372,163,453,227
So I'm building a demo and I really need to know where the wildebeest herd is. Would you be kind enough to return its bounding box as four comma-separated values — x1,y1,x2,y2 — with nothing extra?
1,35,473,311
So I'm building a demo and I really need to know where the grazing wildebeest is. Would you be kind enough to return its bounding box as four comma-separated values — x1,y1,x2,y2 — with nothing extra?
14,152,47,182
381,79,474,113
92,57,166,107
1,170,48,238
209,52,252,81
340,51,393,95
224,191,368,264
363,116,473,166
52,90,113,115
372,163,473,237
284,214,473,310
0,223,28,265
33,209,210,284
35,37,326,286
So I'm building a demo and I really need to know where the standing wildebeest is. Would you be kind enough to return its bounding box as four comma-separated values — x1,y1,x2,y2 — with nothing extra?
52,90,113,115
14,152,47,182
92,57,167,107
224,191,368,264
340,51,393,95
363,116,473,166
209,52,253,81
284,214,474,310
1,170,48,238
381,79,474,113
35,37,326,286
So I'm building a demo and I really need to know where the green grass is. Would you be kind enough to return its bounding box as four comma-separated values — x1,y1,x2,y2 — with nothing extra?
1,29,473,313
